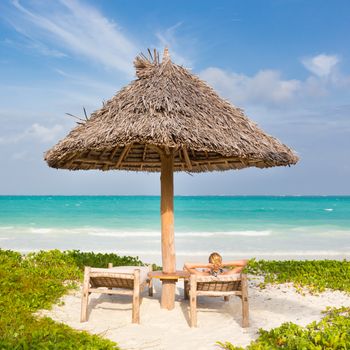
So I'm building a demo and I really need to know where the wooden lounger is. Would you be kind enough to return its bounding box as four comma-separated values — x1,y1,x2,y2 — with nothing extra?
186,273,249,327
80,264,153,324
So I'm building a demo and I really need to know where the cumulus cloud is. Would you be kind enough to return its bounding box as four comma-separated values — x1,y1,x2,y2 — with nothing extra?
8,0,138,75
301,54,339,77
0,123,64,144
200,67,301,105
155,22,194,67
200,53,350,107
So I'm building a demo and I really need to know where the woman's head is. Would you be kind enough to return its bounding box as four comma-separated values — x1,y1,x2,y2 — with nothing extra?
208,252,223,276
208,252,222,265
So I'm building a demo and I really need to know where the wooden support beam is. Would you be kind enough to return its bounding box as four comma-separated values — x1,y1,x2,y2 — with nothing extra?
142,145,148,161
116,144,132,168
99,149,107,160
110,145,120,160
182,147,192,171
148,144,163,155
160,150,176,310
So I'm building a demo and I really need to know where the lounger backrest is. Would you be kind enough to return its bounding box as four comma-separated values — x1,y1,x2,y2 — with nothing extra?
89,268,136,290
193,274,243,292
197,280,241,292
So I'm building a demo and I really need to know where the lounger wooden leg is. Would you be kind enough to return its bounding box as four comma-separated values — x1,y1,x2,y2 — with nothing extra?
107,263,113,294
184,280,189,300
132,269,140,324
80,266,91,322
241,274,249,327
148,278,153,297
189,276,197,327
224,296,230,302
147,265,153,297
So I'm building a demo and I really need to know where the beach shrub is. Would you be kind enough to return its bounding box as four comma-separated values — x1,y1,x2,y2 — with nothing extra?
0,249,121,349
217,307,350,350
246,259,350,293
64,249,145,269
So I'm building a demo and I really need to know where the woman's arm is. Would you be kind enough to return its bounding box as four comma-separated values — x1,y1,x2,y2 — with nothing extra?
183,262,212,275
221,259,248,275
222,259,248,267
184,262,212,270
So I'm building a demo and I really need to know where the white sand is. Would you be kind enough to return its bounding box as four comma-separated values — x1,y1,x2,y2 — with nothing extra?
39,277,350,350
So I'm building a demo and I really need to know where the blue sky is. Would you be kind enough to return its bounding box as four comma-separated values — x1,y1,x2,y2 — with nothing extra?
0,0,349,195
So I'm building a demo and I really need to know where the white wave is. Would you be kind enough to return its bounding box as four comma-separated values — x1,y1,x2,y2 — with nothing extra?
324,208,334,211
0,226,14,230
88,231,160,238
88,230,272,238
177,231,272,237
29,228,53,234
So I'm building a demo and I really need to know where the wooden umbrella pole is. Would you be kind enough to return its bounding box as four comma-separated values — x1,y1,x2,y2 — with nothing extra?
160,149,176,310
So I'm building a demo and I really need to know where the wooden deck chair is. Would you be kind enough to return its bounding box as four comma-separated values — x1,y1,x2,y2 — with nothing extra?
80,264,153,324
187,273,249,328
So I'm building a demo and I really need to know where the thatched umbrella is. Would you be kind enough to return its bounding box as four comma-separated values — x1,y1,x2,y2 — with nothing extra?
45,48,298,309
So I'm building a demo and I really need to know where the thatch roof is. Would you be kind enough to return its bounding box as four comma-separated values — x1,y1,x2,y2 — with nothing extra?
45,48,298,172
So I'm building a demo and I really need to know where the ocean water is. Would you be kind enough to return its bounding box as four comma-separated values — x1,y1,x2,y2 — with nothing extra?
0,196,349,266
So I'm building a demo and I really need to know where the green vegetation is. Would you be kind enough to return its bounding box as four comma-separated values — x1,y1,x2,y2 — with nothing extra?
65,250,161,271
218,307,350,350
65,249,144,269
2,251,349,349
246,259,350,293
0,249,148,349
217,259,350,350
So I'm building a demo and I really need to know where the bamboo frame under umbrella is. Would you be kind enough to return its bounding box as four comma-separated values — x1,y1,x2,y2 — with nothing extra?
45,48,298,310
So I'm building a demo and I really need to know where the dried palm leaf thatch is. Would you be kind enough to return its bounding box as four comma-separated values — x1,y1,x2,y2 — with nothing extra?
45,48,298,172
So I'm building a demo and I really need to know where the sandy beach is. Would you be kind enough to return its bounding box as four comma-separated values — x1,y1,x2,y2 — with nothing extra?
39,276,350,350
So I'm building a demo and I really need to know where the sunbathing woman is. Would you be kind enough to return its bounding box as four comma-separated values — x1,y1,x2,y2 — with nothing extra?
183,252,248,276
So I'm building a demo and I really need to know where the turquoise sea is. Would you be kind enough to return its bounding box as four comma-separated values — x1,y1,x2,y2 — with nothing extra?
0,196,349,266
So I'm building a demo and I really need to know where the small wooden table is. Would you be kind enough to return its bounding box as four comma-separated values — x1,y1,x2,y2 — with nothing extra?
148,270,190,310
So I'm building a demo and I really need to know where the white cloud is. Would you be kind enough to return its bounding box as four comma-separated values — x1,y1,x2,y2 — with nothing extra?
9,0,138,75
200,67,301,105
200,53,350,107
155,22,193,67
27,123,64,142
0,123,64,144
302,54,339,77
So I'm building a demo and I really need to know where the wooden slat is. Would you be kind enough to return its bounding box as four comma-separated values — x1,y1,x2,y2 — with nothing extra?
88,288,133,295
195,274,241,283
148,270,190,280
90,272,134,279
196,291,242,297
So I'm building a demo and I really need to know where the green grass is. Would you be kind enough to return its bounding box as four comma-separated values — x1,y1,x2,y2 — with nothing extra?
2,251,350,349
217,259,350,350
246,259,350,293
217,307,350,350
0,249,149,349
